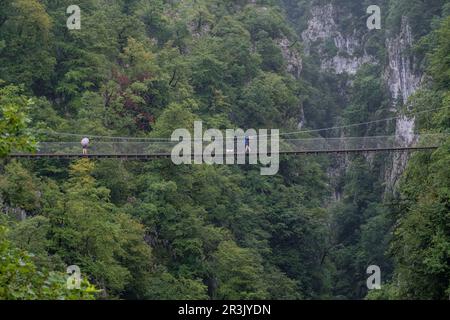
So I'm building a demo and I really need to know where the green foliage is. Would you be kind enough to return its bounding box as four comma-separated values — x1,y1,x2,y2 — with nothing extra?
389,141,450,299
44,159,153,297
0,161,41,211
386,0,444,37
0,85,37,157
428,16,450,90
0,226,97,300
342,64,391,136
0,0,448,301
381,13,450,300
144,269,208,300
328,157,392,299
238,72,300,127
212,241,268,299
0,0,55,88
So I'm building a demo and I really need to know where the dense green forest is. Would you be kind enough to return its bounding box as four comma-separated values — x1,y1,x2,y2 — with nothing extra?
0,0,449,300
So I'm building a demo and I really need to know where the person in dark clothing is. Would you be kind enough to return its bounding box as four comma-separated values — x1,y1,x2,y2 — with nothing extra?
245,136,250,153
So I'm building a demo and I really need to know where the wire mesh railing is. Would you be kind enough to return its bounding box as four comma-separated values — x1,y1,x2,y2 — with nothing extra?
9,134,446,157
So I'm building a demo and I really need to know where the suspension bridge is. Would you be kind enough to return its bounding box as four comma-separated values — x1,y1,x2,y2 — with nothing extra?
7,134,447,159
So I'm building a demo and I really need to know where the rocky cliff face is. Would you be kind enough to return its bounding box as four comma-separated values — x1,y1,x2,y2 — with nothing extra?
277,36,303,78
385,17,421,105
298,3,422,190
384,17,422,189
301,4,374,75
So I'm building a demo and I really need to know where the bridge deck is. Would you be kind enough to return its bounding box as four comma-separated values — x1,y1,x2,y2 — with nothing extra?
7,147,439,159
6,134,446,159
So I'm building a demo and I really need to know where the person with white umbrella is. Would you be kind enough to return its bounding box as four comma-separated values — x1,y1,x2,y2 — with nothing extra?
81,137,90,155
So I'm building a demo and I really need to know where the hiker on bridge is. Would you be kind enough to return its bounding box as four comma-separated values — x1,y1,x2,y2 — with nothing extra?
81,137,90,155
245,135,250,153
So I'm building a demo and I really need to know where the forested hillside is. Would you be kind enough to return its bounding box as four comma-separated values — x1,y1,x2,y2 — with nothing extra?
0,0,448,300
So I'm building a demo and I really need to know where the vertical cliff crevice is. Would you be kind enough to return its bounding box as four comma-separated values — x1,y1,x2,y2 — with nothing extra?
284,2,427,192
385,17,422,190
